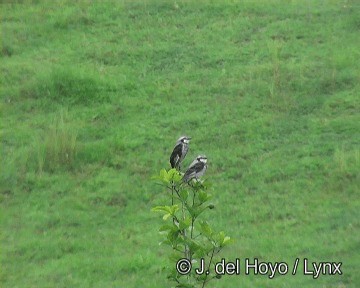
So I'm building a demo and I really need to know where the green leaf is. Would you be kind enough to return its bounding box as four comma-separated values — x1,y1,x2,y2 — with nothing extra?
192,180,206,191
170,205,179,215
152,205,179,215
198,190,212,204
218,231,225,244
179,189,189,201
187,206,195,217
154,168,169,184
192,248,207,259
199,221,212,237
222,236,231,246
163,213,172,220
186,238,202,253
211,231,231,247
160,168,167,178
167,229,180,244
151,173,169,186
168,168,182,183
152,205,171,213
168,251,184,263
178,217,192,230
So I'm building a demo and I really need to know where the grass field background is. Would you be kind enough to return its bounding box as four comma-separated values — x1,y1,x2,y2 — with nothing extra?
1,0,359,287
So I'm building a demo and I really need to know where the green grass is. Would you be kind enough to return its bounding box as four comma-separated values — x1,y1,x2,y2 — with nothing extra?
1,0,359,287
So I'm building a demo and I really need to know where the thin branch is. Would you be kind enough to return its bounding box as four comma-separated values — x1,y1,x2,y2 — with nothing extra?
203,275,219,285
190,189,196,240
202,247,215,288
171,180,175,206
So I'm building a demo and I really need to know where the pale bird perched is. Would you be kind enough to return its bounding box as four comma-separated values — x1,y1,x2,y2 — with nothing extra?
183,155,208,182
170,136,191,170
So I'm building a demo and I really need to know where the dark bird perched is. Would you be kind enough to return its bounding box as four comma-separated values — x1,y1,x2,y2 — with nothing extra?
183,155,208,182
170,136,191,170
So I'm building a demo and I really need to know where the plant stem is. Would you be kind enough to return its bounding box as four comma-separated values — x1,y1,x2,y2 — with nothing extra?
171,181,174,206
190,190,196,239
202,248,215,288
182,199,190,259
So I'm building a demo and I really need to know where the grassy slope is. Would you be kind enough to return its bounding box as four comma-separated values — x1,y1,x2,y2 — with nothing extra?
1,1,359,287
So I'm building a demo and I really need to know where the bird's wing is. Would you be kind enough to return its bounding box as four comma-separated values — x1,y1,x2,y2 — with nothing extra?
184,162,205,179
170,143,183,168
182,145,189,158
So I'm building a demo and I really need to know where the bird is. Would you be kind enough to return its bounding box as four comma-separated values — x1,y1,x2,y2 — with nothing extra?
170,136,191,170
182,155,208,182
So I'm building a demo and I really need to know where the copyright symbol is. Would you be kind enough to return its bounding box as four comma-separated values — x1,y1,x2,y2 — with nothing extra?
176,258,192,275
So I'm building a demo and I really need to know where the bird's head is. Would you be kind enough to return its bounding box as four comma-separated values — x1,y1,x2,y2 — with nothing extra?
178,136,191,144
196,155,207,163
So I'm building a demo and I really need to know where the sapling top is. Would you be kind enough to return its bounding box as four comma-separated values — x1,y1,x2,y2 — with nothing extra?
152,168,231,287
153,136,231,287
